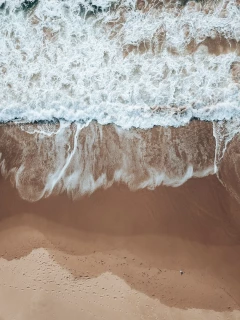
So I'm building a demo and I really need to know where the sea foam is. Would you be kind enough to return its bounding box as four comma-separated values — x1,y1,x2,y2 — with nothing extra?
0,121,216,201
0,0,239,128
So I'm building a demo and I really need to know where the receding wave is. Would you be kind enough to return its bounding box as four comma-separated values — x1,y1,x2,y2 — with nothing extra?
1,119,240,202
0,121,216,201
0,0,239,128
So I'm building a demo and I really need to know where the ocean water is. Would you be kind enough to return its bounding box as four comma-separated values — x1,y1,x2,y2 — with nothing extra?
0,120,218,201
0,0,240,201
0,0,239,128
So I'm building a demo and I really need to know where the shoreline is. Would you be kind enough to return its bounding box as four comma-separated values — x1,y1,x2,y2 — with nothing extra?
1,173,240,313
0,116,237,130
0,120,216,201
1,120,240,318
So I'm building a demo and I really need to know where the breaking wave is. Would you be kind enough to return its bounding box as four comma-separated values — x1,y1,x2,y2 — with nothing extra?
0,0,239,128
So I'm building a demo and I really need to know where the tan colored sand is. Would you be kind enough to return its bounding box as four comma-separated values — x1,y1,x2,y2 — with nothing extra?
0,248,239,320
1,121,240,319
1,172,240,319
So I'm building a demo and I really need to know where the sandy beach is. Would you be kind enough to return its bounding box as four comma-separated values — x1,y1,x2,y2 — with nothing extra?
0,0,240,318
1,121,240,319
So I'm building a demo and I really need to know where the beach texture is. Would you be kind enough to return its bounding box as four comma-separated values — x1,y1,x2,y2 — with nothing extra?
1,121,240,319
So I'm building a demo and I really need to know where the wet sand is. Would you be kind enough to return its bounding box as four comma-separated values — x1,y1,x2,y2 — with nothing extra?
1,121,240,319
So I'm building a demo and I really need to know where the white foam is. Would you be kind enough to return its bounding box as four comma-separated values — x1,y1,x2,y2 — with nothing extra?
0,0,239,128
0,122,216,201
213,117,240,174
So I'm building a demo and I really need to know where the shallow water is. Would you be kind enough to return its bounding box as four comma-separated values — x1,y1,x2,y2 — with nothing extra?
1,120,240,202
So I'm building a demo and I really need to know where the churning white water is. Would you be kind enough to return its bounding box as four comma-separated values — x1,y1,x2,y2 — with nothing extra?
0,0,239,128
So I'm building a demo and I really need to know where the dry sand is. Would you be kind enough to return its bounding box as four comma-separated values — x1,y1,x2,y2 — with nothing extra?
1,121,240,319
1,174,240,319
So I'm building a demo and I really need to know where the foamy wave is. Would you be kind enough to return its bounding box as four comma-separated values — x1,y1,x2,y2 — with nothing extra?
0,121,215,201
0,0,239,128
